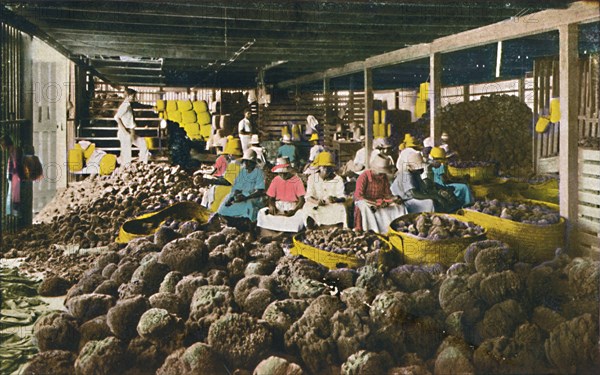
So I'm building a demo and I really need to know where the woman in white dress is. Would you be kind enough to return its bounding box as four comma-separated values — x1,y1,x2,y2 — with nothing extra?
303,152,348,228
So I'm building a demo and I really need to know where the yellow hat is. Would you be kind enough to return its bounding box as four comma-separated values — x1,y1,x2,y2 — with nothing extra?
430,147,446,160
222,136,243,156
312,151,335,167
404,135,419,149
309,133,319,142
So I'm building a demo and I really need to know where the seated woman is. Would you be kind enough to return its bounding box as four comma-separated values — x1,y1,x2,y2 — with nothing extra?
391,152,436,214
354,155,406,234
249,134,267,168
429,147,473,207
218,149,266,224
200,137,243,211
302,152,348,228
257,157,306,234
303,133,324,175
277,134,298,168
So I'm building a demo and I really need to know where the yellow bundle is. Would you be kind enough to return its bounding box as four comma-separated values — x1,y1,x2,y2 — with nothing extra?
83,143,95,161
166,100,178,112
167,111,182,123
183,122,202,140
155,100,166,111
381,110,386,124
200,123,213,140
99,153,117,175
197,111,211,125
193,100,208,112
181,110,197,123
415,98,427,119
549,98,561,123
419,82,429,101
374,110,380,124
177,100,193,112
68,145,84,172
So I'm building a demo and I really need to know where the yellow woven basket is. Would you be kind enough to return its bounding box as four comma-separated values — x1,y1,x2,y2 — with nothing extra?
519,179,559,204
387,213,487,266
181,110,197,124
193,100,208,112
196,111,211,125
177,100,193,112
447,164,496,183
461,199,564,264
291,234,395,270
117,201,211,244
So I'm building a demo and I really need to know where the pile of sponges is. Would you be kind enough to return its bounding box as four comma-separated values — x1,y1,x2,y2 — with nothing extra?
68,141,117,175
156,99,212,141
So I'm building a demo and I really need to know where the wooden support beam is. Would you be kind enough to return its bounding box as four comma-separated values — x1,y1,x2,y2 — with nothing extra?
558,23,579,250
277,2,599,88
430,53,442,143
463,84,470,102
364,68,373,168
278,61,364,89
518,78,525,102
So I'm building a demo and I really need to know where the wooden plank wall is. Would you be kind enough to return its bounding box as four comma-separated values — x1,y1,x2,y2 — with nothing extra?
577,148,600,257
578,54,599,140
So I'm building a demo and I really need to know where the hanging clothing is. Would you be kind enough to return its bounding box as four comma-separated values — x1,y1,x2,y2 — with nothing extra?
391,171,435,214
353,170,406,234
257,174,306,232
218,166,266,221
303,173,348,227
431,164,474,207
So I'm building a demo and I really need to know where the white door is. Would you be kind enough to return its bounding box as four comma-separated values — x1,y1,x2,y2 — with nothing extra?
32,61,58,214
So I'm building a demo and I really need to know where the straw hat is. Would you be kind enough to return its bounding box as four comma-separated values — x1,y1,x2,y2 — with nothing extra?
406,152,425,171
271,157,291,173
430,146,446,160
312,151,335,167
404,135,419,149
281,134,292,144
242,149,257,162
370,154,395,175
222,136,243,157
309,133,320,142
250,134,260,145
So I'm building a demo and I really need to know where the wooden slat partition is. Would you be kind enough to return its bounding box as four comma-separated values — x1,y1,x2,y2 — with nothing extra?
534,57,560,165
578,54,599,140
577,148,600,257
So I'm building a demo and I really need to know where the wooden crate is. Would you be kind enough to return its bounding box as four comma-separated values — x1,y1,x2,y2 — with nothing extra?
577,148,600,257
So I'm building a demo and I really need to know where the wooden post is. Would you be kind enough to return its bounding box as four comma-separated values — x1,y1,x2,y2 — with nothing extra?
558,23,579,249
364,67,373,168
430,53,442,143
323,77,331,147
463,84,470,103
518,78,525,102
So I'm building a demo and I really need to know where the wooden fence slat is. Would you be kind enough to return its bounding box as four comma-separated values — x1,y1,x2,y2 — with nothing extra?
579,191,600,206
578,231,600,248
578,217,600,233
580,176,600,192
580,163,600,176
579,204,600,220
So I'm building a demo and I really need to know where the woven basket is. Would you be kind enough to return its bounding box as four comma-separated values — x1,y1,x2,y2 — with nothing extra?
388,213,487,266
462,199,564,264
448,164,496,183
117,202,211,244
291,234,395,270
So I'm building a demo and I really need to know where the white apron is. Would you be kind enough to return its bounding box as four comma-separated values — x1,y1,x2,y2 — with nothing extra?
257,201,305,232
303,202,348,228
355,200,406,234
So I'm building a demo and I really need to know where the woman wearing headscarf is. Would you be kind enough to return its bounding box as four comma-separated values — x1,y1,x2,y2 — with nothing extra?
303,152,348,228
257,157,306,233
391,151,436,213
429,146,473,207
354,154,406,234
218,149,266,223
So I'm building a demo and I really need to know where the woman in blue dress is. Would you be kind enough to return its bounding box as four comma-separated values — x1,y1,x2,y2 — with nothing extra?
429,147,474,207
217,149,266,223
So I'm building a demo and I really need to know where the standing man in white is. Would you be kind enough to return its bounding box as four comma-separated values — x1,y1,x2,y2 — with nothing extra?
238,108,253,153
114,88,149,166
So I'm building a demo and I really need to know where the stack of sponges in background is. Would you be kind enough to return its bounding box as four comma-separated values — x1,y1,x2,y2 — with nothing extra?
68,141,117,175
155,99,212,141
373,110,391,138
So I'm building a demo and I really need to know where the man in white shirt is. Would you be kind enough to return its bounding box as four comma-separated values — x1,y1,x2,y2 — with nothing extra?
114,88,149,165
238,109,253,153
